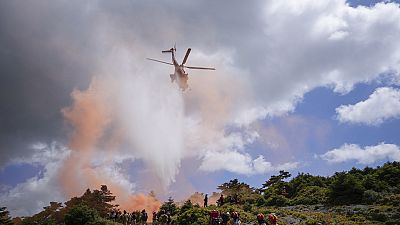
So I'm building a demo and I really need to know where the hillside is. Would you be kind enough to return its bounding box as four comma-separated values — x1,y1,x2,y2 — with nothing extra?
2,161,399,225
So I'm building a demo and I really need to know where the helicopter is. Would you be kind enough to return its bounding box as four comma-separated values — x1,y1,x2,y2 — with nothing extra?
146,45,215,91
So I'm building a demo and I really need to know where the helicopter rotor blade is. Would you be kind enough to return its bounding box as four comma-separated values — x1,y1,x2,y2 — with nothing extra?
181,48,191,65
146,58,173,65
184,66,216,70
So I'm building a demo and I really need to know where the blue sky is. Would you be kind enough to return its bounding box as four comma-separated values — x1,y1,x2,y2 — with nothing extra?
1,0,400,217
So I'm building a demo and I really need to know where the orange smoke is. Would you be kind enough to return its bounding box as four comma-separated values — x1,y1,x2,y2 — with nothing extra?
59,77,161,215
120,193,161,214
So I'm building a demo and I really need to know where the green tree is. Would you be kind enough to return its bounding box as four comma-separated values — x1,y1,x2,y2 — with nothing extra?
287,173,328,198
64,204,98,225
376,162,400,188
328,172,365,204
180,200,194,214
175,207,209,225
217,179,256,204
261,170,291,191
0,207,13,225
64,185,116,217
159,197,178,216
290,186,329,205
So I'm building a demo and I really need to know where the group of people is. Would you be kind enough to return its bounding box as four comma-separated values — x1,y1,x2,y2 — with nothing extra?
109,209,148,225
206,194,277,225
210,210,241,225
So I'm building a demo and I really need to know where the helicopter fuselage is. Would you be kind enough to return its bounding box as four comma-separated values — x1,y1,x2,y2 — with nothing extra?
170,51,189,90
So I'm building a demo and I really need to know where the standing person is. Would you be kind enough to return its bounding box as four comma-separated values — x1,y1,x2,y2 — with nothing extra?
140,209,148,225
218,194,224,206
231,211,241,225
111,210,116,222
204,194,208,207
152,211,158,225
221,212,230,225
131,211,136,225
209,210,220,225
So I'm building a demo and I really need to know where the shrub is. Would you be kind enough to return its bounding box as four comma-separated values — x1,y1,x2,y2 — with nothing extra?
175,207,209,225
265,195,288,207
362,190,382,204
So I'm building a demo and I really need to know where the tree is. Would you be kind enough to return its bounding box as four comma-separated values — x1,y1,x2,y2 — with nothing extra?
180,200,194,214
328,172,365,204
64,185,116,217
261,170,291,191
64,204,98,225
159,197,178,216
287,173,328,198
217,179,255,204
175,207,209,225
0,207,13,225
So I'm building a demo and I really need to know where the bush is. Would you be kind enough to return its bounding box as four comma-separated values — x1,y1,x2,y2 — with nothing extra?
290,186,328,205
362,190,381,204
175,207,209,225
256,196,266,206
243,202,252,212
265,195,288,207
381,194,400,206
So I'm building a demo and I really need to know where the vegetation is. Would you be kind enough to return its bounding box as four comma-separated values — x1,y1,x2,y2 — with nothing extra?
0,207,13,225
4,161,400,224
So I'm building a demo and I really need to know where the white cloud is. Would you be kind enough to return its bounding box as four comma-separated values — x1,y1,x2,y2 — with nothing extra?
336,87,400,125
320,143,400,164
199,151,298,175
252,0,400,114
0,142,137,217
0,142,69,217
197,130,298,175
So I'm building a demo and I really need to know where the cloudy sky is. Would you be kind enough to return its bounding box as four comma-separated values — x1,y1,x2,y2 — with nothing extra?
1,0,400,217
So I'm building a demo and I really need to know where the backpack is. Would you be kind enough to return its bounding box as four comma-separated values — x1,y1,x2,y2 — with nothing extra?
268,213,277,224
257,213,265,223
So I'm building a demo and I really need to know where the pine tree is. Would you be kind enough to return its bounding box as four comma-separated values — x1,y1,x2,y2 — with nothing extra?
159,197,178,216
0,207,13,225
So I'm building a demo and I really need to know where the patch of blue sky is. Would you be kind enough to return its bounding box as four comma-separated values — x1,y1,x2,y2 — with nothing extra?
347,0,400,7
293,82,400,174
0,163,42,188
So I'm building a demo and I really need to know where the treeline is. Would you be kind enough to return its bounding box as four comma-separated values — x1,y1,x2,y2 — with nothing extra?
261,161,400,206
4,185,120,225
219,161,400,207
1,161,399,225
